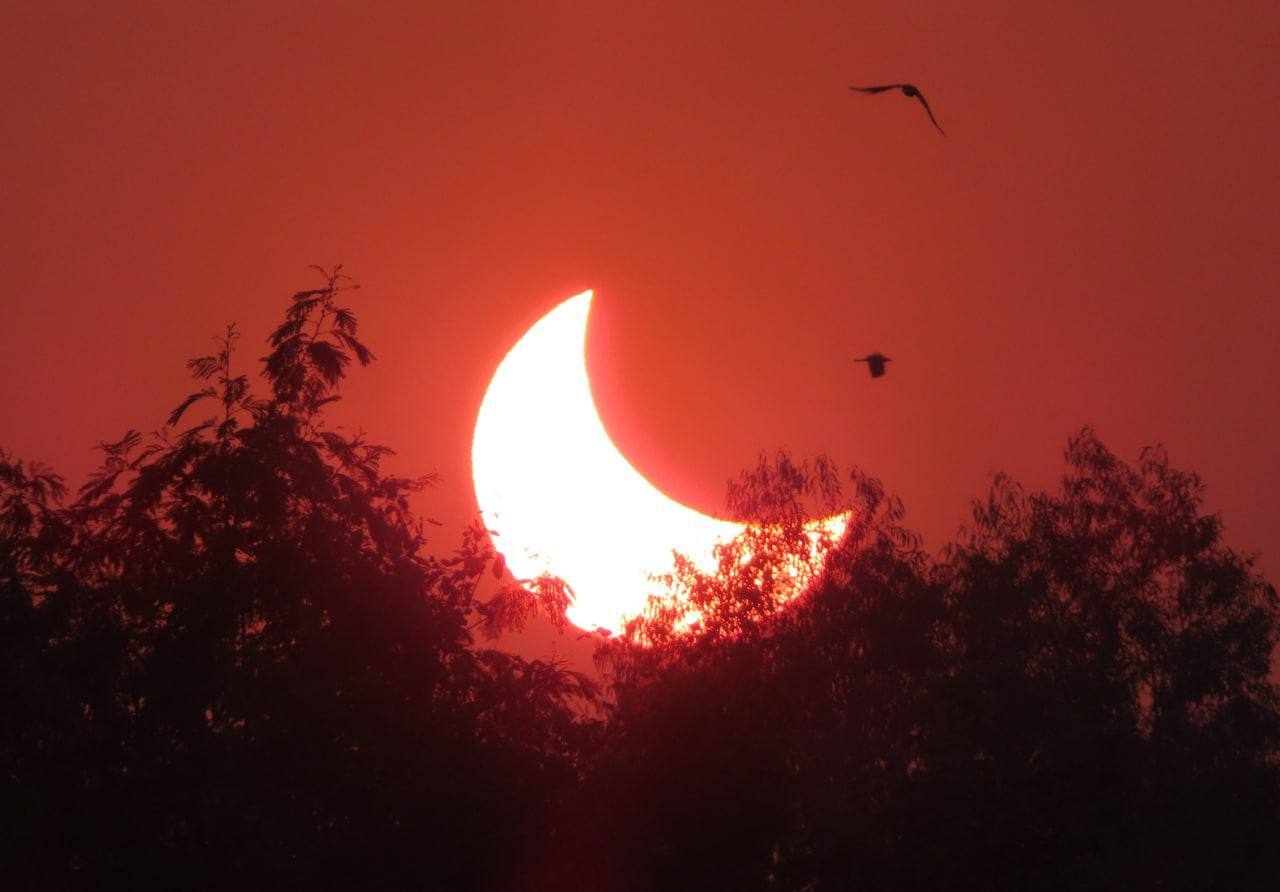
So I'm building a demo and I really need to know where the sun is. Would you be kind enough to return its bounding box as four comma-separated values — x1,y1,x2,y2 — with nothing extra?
471,290,846,634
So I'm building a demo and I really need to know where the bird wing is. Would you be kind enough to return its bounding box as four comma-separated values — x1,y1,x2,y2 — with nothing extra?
912,90,946,135
849,85,903,94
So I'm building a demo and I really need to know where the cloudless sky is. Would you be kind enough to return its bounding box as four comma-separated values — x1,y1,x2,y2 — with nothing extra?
3,1,1277,658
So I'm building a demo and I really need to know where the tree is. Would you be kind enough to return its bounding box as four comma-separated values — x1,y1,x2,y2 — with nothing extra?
5,267,1277,889
576,454,937,891
583,433,1280,891
917,431,1280,890
1,268,596,889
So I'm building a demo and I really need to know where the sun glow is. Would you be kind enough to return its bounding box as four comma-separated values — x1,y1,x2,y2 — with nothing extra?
471,291,846,634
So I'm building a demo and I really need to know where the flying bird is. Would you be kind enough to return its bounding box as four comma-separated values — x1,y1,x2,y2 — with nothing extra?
855,353,892,379
849,83,945,135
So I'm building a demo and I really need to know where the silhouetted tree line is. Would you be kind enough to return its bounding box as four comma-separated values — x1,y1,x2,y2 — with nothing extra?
3,271,1277,890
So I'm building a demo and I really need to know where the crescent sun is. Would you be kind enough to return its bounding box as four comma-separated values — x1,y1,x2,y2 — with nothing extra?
471,290,848,634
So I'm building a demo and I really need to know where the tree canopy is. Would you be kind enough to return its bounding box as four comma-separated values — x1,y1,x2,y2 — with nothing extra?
1,269,593,888
2,270,1276,890
579,433,1279,890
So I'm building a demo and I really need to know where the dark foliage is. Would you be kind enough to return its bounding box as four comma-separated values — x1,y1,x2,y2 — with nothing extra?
3,269,1276,889
578,436,1279,891
1,269,593,889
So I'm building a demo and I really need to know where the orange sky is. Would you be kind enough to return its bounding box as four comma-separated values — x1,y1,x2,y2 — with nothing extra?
3,2,1277,658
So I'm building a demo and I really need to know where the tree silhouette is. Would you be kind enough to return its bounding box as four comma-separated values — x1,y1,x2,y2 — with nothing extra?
913,432,1280,890
4,269,1277,889
578,434,1279,891
2,268,594,889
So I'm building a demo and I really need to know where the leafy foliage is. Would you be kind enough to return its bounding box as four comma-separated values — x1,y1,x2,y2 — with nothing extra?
1,269,592,889
620,452,852,650
580,434,1279,890
2,264,1276,889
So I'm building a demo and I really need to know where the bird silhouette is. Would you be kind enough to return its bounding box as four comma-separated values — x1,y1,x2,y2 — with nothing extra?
855,353,892,378
849,83,945,135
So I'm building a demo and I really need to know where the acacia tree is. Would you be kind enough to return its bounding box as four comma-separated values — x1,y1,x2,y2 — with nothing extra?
1,268,595,888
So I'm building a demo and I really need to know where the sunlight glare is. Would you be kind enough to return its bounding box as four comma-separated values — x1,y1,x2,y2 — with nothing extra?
472,291,846,634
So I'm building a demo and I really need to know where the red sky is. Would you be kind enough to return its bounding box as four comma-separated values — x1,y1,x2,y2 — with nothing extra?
3,2,1277,659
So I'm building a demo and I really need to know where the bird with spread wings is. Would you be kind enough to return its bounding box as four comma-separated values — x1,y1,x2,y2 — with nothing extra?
850,83,945,136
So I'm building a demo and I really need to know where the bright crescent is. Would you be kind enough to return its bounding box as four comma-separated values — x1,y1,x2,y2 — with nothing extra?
471,290,846,633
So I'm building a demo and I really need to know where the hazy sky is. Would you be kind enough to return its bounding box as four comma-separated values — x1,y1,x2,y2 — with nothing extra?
3,2,1277,656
